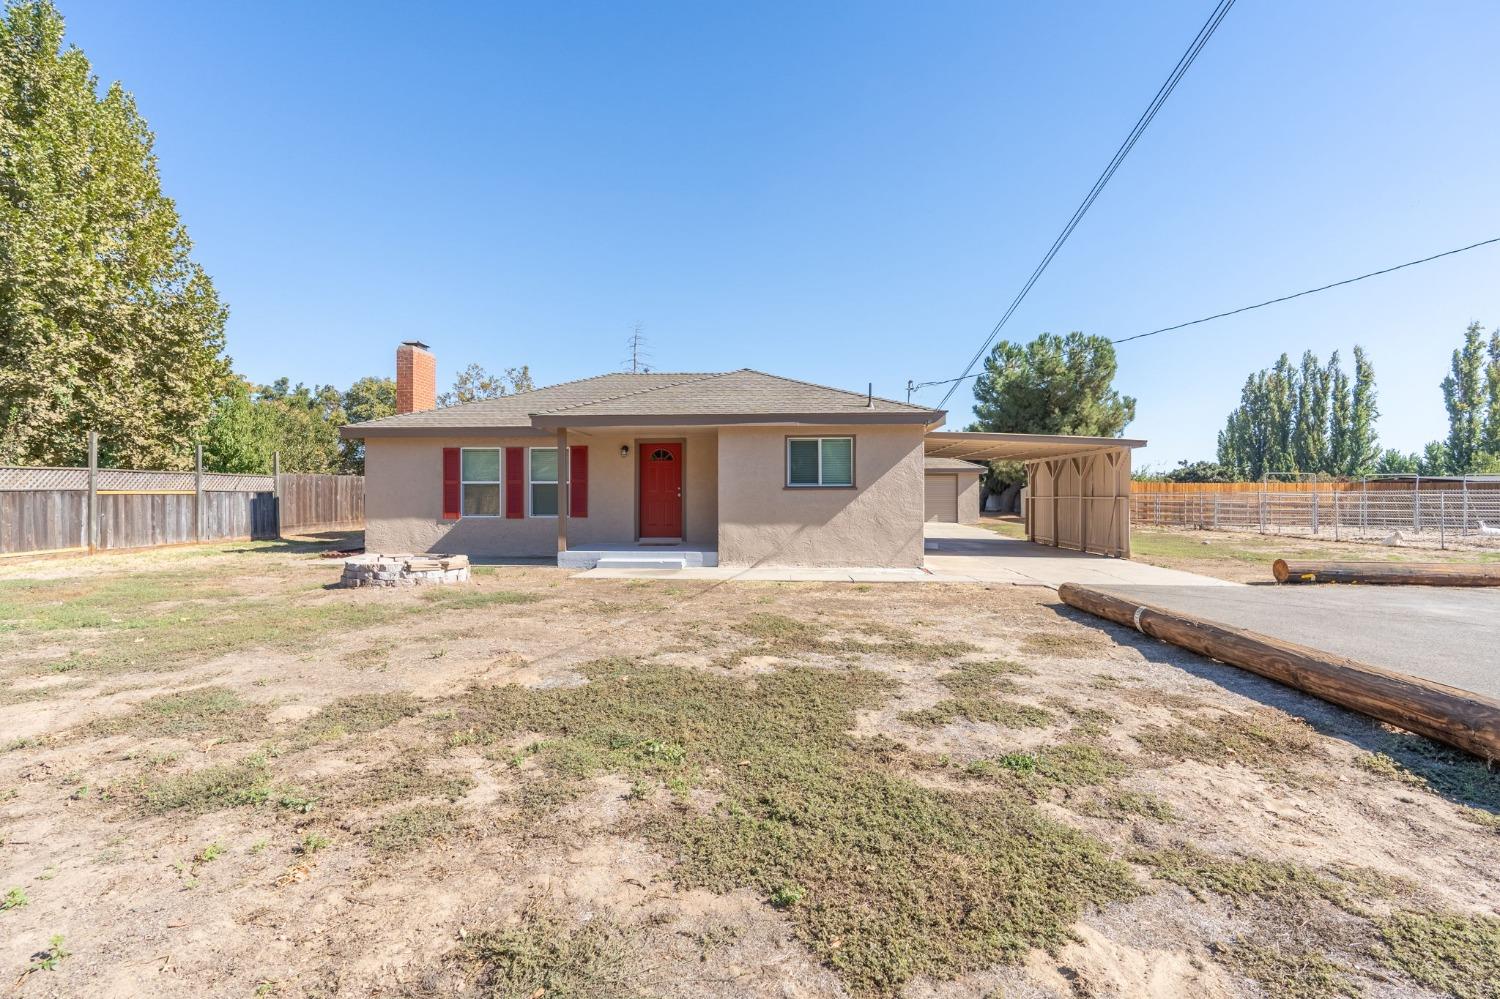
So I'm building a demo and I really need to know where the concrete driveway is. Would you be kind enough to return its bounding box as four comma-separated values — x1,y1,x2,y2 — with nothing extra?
921,523,1235,587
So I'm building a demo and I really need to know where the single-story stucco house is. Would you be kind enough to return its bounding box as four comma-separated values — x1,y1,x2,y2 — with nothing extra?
341,342,1143,568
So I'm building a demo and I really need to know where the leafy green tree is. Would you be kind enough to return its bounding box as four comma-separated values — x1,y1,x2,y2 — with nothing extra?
257,379,345,473
1418,440,1452,476
1218,347,1378,479
1484,328,1500,459
339,376,395,473
1292,351,1330,473
1349,346,1379,475
1441,321,1487,473
969,332,1135,436
1164,460,1232,483
1327,351,1352,475
968,332,1135,492
1374,449,1418,475
438,362,534,408
0,1,228,468
201,377,277,473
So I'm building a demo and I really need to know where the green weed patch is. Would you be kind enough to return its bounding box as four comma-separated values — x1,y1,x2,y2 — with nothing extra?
445,657,1139,996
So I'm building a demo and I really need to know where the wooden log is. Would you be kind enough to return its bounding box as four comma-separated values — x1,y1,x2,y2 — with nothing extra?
1272,559,1500,586
1057,582,1500,761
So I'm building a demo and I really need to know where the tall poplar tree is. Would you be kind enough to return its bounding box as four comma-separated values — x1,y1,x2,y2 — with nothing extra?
0,1,228,468
1217,347,1378,479
1441,321,1487,473
1348,346,1379,475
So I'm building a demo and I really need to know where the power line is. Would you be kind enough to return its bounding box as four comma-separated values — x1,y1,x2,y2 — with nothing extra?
1112,236,1500,345
936,0,1235,410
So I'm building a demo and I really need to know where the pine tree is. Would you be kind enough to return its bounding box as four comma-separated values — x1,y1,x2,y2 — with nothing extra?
0,1,228,467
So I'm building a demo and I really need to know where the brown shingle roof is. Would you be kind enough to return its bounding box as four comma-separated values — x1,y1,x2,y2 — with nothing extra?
345,369,941,436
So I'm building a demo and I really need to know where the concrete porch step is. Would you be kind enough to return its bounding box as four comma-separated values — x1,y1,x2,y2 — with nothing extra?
594,555,689,570
559,548,718,570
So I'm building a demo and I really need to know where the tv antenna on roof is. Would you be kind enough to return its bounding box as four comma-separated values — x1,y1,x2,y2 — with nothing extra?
624,324,653,374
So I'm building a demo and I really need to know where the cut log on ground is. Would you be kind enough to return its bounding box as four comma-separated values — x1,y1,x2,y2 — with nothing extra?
1272,560,1500,586
1057,582,1500,761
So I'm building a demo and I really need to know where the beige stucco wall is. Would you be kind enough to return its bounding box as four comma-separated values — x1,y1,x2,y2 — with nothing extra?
716,424,926,568
956,471,982,525
363,430,718,556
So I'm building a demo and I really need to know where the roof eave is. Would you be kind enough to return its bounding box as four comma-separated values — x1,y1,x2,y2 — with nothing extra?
530,411,940,429
340,424,546,440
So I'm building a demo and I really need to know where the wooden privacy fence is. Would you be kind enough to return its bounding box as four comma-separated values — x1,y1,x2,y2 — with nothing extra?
1132,488,1500,545
0,441,364,559
277,473,364,533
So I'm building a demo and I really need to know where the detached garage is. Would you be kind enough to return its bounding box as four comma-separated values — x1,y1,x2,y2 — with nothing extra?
923,457,984,524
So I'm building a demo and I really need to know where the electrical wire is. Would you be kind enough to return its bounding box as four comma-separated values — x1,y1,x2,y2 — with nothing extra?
936,0,1235,409
1112,236,1500,344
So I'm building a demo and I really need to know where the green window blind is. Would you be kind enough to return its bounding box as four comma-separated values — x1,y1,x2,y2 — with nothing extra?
787,439,820,485
461,448,500,482
530,448,558,483
820,438,853,485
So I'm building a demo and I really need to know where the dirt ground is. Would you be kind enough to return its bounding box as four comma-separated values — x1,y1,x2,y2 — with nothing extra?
1113,524,1500,584
1,535,1498,998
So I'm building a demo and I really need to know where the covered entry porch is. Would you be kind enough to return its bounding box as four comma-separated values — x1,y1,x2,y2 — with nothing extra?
541,424,720,569
923,431,1146,558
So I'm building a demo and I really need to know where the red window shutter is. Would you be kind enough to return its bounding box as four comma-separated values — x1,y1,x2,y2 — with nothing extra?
569,446,588,518
505,447,525,519
441,448,461,520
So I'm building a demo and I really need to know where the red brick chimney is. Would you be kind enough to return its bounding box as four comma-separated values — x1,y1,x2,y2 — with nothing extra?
396,341,436,414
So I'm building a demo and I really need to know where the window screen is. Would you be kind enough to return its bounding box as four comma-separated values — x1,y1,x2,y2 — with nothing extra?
787,439,820,485
530,447,560,516
786,437,853,487
461,448,501,516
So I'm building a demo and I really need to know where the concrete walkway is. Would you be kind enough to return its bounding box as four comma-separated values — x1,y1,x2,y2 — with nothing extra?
920,523,1236,587
573,523,1233,587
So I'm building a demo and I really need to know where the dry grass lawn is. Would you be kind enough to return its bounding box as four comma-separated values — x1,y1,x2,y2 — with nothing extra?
1,536,1498,998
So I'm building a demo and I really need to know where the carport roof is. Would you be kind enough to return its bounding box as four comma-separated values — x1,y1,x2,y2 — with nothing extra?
924,431,1146,463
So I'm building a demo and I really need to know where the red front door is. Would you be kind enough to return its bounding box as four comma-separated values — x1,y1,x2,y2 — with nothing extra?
639,442,683,539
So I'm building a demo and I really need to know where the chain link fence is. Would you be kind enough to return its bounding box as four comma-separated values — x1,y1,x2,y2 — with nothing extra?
1131,488,1500,547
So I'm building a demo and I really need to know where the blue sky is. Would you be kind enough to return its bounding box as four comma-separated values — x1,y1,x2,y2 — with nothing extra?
60,0,1500,468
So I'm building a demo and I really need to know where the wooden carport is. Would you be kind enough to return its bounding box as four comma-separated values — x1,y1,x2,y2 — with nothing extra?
924,432,1147,558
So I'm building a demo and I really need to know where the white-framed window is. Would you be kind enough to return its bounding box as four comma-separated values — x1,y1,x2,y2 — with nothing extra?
528,446,567,517
461,447,502,517
786,436,854,487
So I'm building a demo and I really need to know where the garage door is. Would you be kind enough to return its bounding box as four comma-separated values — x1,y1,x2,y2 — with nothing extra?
924,474,957,523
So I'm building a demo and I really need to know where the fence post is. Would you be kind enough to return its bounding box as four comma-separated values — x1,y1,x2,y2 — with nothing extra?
272,451,282,540
86,430,98,555
1462,479,1469,537
1413,477,1420,533
194,444,204,543
1213,495,1220,530
1333,490,1340,542
1440,493,1446,549
1312,494,1319,535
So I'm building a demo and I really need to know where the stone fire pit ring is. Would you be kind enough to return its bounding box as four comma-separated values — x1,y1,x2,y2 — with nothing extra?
340,553,470,587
